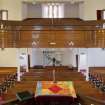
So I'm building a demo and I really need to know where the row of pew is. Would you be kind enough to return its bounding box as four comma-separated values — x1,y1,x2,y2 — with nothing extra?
74,80,105,105
0,67,84,105
1,81,36,105
0,68,17,95
22,68,85,81
21,67,105,105
0,67,36,105
89,67,105,92
1,66,105,105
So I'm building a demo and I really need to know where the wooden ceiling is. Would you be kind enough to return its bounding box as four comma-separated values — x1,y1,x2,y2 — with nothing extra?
0,18,105,48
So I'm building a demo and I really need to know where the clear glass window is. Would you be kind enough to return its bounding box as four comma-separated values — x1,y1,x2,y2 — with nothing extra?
42,3,64,18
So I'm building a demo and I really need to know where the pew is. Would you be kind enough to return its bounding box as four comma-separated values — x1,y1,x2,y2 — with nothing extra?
0,67,17,96
89,67,105,92
22,68,85,81
74,81,105,105
0,81,36,105
1,67,105,105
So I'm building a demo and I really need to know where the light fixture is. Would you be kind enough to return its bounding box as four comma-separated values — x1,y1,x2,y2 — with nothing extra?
49,42,56,45
32,41,37,46
33,26,42,30
32,33,39,39
64,26,73,30
32,31,39,47
103,23,105,29
68,41,74,46
102,30,104,33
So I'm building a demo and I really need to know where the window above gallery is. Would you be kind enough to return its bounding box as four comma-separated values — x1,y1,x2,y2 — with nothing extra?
42,3,64,18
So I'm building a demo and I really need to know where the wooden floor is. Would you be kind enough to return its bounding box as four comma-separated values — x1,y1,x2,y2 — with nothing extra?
0,67,105,105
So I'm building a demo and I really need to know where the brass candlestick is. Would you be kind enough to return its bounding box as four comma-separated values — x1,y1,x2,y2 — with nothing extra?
53,69,57,83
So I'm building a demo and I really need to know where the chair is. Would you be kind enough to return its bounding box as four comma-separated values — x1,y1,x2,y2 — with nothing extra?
36,95,78,105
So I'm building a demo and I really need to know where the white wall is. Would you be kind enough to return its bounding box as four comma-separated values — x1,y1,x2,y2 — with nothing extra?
83,0,105,20
31,48,43,67
0,48,76,67
0,1,2,10
0,0,105,20
21,0,105,20
0,0,22,20
22,3,42,19
61,49,74,66
27,3,42,18
76,48,105,67
22,2,81,19
88,48,105,67
0,48,17,67
1,48,105,68
22,3,28,19
30,48,76,67
18,48,28,67
79,2,84,19
64,3,79,18
0,48,29,67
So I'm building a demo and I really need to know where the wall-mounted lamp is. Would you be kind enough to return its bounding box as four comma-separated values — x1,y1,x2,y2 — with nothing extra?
68,41,74,46
49,42,56,45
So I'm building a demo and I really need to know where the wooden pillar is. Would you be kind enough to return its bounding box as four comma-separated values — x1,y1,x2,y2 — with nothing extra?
78,48,89,81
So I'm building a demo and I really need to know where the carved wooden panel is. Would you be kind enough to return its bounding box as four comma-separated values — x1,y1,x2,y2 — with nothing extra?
1,18,105,48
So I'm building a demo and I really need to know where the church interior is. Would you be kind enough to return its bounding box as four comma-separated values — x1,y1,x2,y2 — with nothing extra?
0,0,105,105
